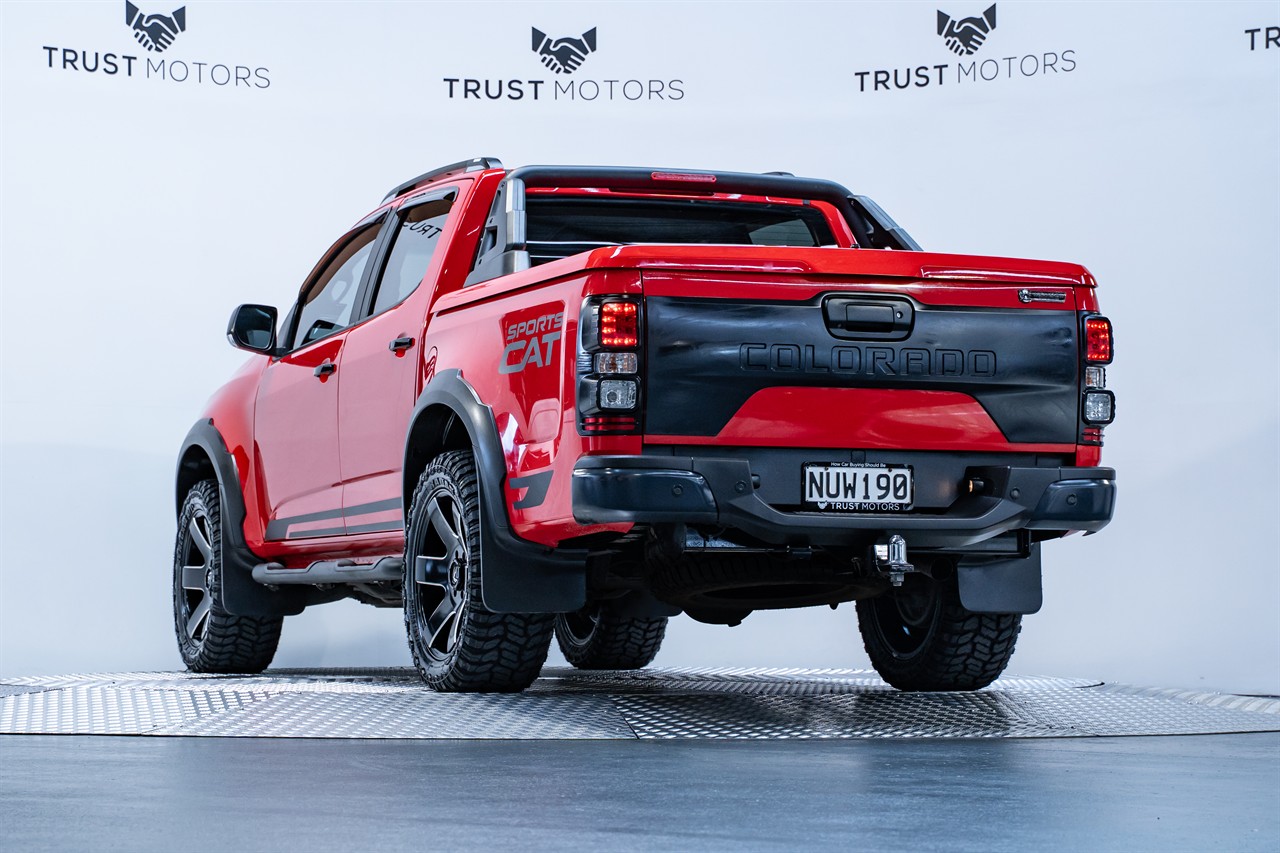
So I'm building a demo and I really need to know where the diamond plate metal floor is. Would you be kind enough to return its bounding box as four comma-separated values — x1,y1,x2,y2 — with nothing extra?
1,667,1276,740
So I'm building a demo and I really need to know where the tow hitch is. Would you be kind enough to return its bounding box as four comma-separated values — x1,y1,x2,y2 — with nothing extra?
874,534,917,587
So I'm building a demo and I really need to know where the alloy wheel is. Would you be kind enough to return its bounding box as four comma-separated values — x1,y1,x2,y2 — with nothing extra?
177,512,215,645
412,490,471,658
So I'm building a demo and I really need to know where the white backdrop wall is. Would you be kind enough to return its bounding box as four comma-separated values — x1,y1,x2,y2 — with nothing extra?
2,0,1277,693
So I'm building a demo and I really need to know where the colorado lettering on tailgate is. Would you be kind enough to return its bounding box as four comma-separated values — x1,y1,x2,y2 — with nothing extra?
501,310,564,374
740,343,997,377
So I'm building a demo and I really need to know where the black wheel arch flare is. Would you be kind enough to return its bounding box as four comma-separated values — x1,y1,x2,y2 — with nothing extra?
404,370,587,613
175,419,309,617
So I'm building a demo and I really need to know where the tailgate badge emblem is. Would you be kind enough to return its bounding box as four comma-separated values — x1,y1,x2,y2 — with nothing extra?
1018,289,1067,304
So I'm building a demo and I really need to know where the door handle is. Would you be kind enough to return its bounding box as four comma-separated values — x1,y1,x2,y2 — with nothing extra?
822,296,914,341
388,336,415,353
314,361,337,378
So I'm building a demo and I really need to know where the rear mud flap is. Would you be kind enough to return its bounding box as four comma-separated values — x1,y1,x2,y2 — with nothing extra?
957,545,1042,614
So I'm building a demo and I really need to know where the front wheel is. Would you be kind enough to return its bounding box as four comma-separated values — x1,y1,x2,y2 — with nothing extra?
856,573,1020,691
403,451,554,692
173,480,282,673
555,604,667,670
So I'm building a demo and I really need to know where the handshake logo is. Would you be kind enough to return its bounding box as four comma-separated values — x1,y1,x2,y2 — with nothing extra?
936,4,997,56
531,27,597,75
125,1,186,54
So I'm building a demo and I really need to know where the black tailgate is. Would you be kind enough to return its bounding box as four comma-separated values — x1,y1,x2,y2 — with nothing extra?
644,291,1079,445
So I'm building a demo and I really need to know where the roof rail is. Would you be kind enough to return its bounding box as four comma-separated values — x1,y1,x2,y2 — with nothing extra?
382,156,503,203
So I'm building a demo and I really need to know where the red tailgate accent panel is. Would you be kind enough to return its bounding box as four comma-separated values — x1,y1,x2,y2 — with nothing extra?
646,387,1076,453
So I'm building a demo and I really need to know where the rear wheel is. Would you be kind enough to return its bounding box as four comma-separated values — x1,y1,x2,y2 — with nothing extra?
403,451,554,692
555,604,667,669
173,480,282,673
856,573,1020,691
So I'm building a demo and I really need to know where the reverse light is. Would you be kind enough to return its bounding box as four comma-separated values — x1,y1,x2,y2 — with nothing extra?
595,352,638,374
600,379,639,410
1083,390,1115,424
600,301,639,348
1085,317,1113,364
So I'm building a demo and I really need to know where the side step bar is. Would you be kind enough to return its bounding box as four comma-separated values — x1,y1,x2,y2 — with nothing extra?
252,557,405,586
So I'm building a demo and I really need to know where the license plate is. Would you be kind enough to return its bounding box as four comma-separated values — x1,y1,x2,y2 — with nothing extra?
802,463,913,511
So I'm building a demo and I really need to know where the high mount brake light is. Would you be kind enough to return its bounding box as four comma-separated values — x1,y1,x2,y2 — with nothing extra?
651,171,717,184
600,301,639,348
1085,317,1113,364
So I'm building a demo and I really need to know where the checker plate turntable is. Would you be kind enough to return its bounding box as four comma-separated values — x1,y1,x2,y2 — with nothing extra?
1,668,1276,740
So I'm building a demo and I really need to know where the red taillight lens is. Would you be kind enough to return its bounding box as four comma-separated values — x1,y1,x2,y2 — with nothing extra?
600,301,638,348
1085,317,1113,364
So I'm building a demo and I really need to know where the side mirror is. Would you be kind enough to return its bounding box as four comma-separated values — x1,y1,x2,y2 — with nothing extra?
227,304,278,353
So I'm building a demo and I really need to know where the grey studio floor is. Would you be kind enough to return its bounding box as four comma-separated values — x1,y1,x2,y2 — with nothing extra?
2,732,1278,851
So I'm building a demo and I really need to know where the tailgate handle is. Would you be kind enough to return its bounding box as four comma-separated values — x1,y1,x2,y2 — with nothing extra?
823,297,913,341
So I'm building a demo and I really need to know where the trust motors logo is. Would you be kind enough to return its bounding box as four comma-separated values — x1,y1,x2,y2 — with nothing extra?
532,27,597,74
1244,26,1279,50
40,1,271,90
443,25,685,102
937,4,996,56
125,2,186,53
853,3,1076,94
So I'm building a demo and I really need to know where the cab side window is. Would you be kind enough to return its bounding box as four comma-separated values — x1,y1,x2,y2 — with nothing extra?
369,195,454,317
291,224,381,349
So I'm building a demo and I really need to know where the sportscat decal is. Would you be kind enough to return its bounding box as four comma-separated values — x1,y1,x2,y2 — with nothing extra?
500,307,564,374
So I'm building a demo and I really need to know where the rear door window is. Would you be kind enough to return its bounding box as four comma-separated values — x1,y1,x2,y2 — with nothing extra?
368,193,455,317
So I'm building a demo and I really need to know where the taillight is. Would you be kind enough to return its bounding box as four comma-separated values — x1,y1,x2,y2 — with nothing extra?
578,297,642,435
1084,316,1113,364
600,301,639,348
1079,314,1115,455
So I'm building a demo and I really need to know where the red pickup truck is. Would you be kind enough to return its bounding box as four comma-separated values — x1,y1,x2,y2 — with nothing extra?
174,158,1116,692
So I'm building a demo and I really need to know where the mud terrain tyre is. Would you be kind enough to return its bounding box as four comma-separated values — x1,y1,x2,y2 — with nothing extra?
403,450,554,692
173,480,282,673
555,605,667,670
856,573,1020,691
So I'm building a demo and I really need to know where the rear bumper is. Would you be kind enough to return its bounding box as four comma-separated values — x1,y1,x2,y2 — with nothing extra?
572,455,1115,550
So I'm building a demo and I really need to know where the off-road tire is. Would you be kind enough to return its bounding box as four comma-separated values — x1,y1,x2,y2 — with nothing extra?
403,450,554,692
173,480,282,673
555,605,667,669
856,573,1020,691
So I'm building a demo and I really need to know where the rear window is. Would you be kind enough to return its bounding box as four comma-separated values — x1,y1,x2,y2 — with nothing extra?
524,197,835,264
